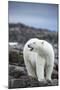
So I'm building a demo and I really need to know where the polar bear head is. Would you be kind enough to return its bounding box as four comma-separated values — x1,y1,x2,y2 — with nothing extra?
27,38,51,56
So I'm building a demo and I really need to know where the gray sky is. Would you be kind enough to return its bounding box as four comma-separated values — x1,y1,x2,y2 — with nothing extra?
8,1,58,31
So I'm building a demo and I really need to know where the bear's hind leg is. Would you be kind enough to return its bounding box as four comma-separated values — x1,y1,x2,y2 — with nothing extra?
36,57,45,81
45,65,53,81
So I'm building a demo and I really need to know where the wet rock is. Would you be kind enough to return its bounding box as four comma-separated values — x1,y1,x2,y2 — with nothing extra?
9,76,46,89
9,62,58,89
9,76,58,89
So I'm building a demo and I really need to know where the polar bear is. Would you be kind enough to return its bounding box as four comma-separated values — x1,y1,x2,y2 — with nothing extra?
23,38,54,81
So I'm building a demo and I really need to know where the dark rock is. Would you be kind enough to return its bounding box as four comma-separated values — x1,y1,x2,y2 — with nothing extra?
9,64,27,78
52,69,58,79
9,76,58,89
9,23,58,44
52,79,58,86
54,59,58,71
9,63,58,89
9,76,46,89
9,51,24,66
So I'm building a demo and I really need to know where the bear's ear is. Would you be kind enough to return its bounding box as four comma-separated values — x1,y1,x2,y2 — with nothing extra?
41,42,44,44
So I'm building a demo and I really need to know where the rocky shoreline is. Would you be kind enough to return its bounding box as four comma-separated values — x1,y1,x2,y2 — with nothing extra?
9,43,58,88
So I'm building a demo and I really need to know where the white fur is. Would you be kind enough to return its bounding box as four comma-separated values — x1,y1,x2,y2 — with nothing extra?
23,38,54,81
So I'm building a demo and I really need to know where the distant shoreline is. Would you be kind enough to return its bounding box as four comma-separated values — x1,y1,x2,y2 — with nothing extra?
9,23,57,32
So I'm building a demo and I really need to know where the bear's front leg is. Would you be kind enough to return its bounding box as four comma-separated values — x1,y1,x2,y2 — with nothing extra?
25,59,37,78
36,56,45,81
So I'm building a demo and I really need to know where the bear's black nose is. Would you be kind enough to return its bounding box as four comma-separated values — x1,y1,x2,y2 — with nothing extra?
28,45,30,47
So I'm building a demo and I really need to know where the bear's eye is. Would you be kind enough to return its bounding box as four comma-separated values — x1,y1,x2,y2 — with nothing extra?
33,42,35,44
41,42,44,44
